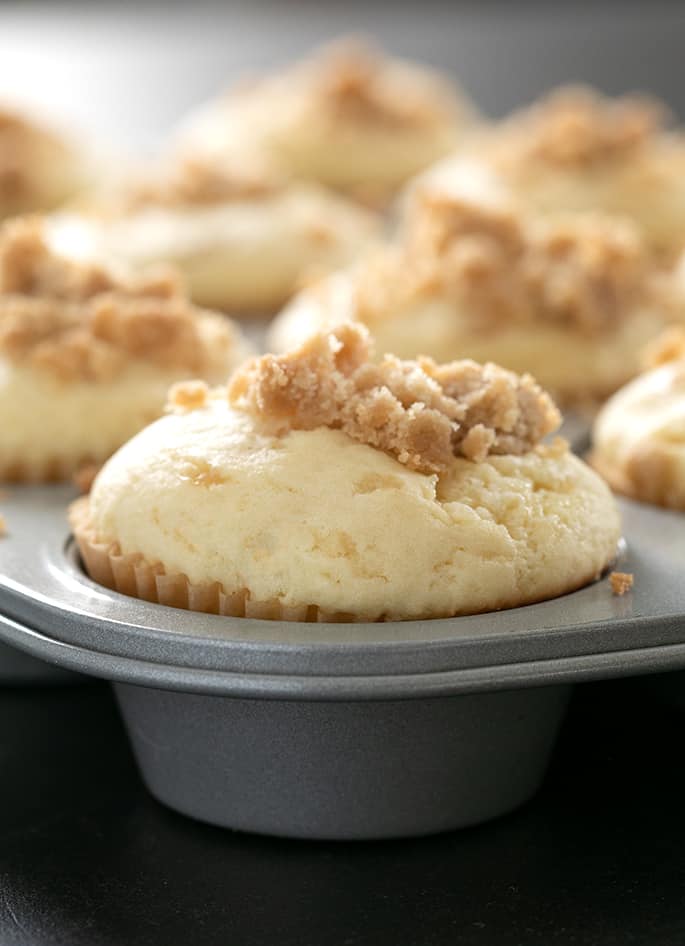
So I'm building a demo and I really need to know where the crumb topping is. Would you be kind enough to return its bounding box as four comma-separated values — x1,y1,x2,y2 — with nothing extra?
168,379,210,412
491,87,666,169
0,513,5,536
643,327,685,368
0,218,237,382
124,158,286,210
294,39,457,129
357,192,652,335
227,323,560,474
610,571,634,595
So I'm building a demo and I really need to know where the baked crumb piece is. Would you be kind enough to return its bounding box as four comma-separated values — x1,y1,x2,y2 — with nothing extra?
125,157,285,210
492,87,666,168
228,323,561,474
0,218,238,382
643,327,685,368
302,39,456,129
0,513,6,536
168,379,210,412
360,191,652,335
610,571,634,595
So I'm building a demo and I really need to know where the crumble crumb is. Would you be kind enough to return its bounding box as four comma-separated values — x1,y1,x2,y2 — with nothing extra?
168,379,210,412
491,87,666,168
610,571,634,595
228,322,561,474
358,192,652,336
0,513,5,536
125,157,285,210
643,327,685,368
0,218,238,382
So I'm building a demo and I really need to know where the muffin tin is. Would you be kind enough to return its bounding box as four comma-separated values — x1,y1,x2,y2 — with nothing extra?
0,479,683,839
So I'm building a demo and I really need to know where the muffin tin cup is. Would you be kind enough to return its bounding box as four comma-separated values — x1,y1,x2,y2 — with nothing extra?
0,484,684,839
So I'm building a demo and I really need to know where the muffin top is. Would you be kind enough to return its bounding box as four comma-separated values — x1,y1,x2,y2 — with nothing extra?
350,191,664,336
249,39,463,133
0,217,244,384
484,87,667,172
592,326,685,508
77,323,620,621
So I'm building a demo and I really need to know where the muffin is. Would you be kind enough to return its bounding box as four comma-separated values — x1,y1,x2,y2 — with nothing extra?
71,323,620,622
591,328,685,510
176,39,475,206
49,157,380,314
0,217,251,482
421,87,685,256
0,106,91,219
270,188,681,406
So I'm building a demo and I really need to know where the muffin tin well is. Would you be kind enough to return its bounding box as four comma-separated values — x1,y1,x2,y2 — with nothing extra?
0,480,683,839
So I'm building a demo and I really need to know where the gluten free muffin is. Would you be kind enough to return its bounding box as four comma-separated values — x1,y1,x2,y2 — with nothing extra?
176,39,475,206
0,217,251,481
71,323,620,622
591,328,685,510
422,87,685,256
0,106,91,219
270,187,681,406
50,157,380,314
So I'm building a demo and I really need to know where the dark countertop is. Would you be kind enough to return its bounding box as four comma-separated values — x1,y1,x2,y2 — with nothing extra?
1,677,684,946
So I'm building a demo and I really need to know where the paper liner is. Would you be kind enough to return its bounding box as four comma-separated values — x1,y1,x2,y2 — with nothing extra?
69,497,366,623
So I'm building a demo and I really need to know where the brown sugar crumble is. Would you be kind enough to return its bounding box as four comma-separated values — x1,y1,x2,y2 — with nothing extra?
610,571,634,596
168,379,210,412
491,87,666,168
357,191,653,336
124,157,285,210
298,39,457,129
228,323,561,475
0,218,238,382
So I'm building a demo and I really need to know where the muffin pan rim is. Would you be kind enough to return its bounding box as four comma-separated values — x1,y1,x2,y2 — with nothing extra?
0,484,683,695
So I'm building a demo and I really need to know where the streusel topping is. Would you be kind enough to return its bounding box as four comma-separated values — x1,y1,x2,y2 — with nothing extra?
227,323,560,474
357,192,652,335
0,218,237,382
288,40,457,129
491,87,666,169
124,157,286,211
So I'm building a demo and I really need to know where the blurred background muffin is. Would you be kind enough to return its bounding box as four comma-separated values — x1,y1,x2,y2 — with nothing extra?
0,216,251,481
270,184,684,407
49,156,381,315
175,39,476,207
0,105,94,220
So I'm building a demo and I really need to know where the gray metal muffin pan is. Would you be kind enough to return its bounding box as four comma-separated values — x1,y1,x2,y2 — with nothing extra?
0,482,683,839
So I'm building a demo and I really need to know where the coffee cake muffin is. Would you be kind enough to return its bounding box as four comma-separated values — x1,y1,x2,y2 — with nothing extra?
422,87,685,256
50,157,380,314
591,328,685,510
176,40,475,206
0,217,251,481
270,188,680,406
71,323,620,622
0,106,91,220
